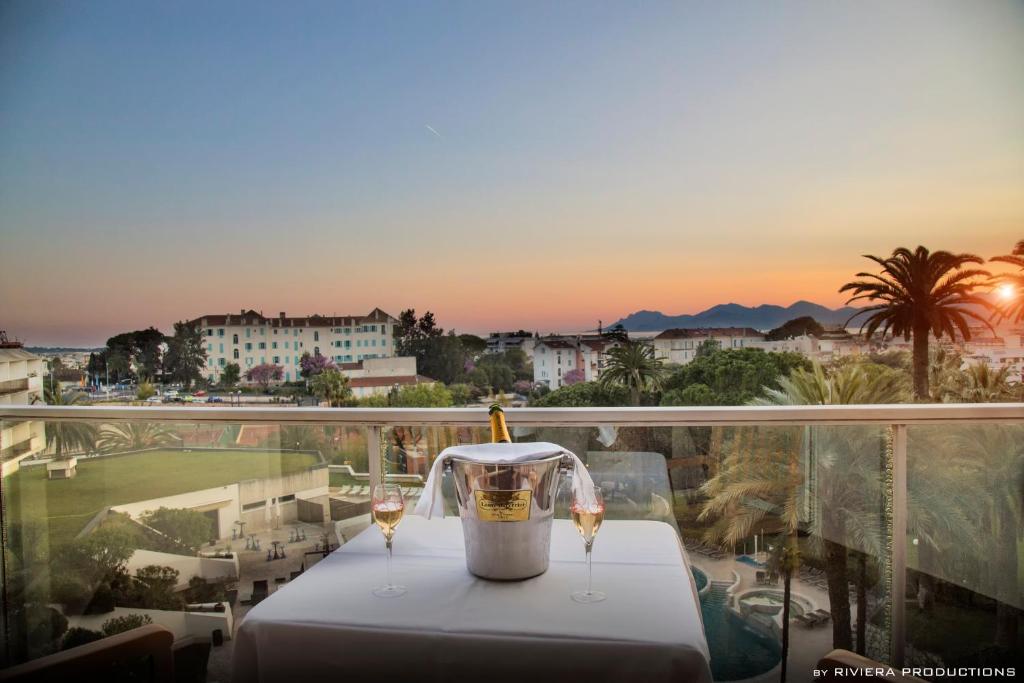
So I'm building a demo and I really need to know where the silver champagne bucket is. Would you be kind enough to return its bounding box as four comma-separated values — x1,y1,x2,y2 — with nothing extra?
446,453,572,580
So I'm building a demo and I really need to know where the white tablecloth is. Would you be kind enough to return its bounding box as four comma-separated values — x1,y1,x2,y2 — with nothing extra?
233,517,711,683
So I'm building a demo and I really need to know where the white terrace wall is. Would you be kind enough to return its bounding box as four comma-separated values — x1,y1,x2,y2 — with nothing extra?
238,466,329,530
67,605,234,642
126,549,239,590
111,484,241,540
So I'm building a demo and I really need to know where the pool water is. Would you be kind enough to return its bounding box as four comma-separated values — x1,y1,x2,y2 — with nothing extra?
691,568,782,681
736,554,766,568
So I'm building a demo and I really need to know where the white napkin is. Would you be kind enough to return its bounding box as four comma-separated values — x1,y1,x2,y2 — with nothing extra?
412,442,597,518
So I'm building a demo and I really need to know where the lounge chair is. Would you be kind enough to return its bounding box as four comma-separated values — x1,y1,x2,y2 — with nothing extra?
793,613,817,627
755,571,766,585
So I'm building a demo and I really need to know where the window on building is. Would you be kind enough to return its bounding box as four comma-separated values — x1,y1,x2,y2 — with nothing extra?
258,342,266,349
219,358,226,366
242,501,265,511
233,349,239,359
272,342,278,349
207,329,213,337
314,331,319,341
278,494,296,503
245,343,252,351
233,334,239,344
218,328,224,337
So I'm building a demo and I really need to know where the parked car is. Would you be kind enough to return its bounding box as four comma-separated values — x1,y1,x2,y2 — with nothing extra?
146,396,162,403
206,396,224,403
194,390,207,397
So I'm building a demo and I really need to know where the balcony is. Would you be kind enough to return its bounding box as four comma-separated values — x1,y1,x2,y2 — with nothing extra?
0,403,1021,681
0,377,29,397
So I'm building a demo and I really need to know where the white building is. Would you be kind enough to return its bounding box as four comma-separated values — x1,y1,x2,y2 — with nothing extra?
532,336,621,390
653,328,765,365
189,308,398,384
0,341,46,475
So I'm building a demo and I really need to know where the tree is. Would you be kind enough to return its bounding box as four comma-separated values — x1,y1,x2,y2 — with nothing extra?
164,321,207,390
599,341,667,406
385,383,453,407
662,348,809,406
136,382,156,400
840,246,993,400
458,334,487,355
37,388,97,459
991,238,1024,322
220,363,241,388
300,352,336,378
766,316,825,341
945,362,1016,403
140,508,214,552
447,383,475,406
530,381,629,407
699,427,804,682
245,363,284,388
310,369,354,407
754,362,908,651
562,368,585,385
98,423,179,453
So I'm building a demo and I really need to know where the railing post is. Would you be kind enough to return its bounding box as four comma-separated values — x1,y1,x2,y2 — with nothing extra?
367,425,383,490
890,424,908,667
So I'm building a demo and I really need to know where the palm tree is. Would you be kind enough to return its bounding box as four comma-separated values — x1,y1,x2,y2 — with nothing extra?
699,426,804,681
34,388,97,459
599,341,666,406
98,422,179,453
755,362,907,651
950,425,1024,651
946,362,1015,403
990,239,1024,322
310,369,354,407
840,246,993,400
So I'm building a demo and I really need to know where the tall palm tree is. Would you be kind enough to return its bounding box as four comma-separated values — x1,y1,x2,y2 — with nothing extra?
755,362,907,651
699,426,804,681
98,422,180,453
34,388,97,459
599,341,666,406
990,239,1024,322
840,246,993,400
950,425,1024,651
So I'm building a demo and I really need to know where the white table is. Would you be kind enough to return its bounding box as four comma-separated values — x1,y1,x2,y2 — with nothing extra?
233,516,711,683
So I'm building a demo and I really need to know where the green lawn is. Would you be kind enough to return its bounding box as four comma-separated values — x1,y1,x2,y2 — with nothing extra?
4,449,320,544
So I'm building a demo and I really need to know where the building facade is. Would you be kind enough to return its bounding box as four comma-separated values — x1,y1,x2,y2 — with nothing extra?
190,308,398,384
532,336,621,390
653,328,765,365
0,342,47,475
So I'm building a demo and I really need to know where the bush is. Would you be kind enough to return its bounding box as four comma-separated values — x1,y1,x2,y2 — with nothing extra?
62,627,105,650
102,614,153,636
136,382,156,400
530,381,629,407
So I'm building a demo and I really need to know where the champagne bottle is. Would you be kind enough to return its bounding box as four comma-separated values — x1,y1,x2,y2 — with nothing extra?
489,403,511,443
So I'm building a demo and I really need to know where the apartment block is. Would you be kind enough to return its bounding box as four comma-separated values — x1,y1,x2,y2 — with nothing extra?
189,308,398,384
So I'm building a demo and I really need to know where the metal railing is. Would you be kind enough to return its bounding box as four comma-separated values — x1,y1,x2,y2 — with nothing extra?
1,402,1022,668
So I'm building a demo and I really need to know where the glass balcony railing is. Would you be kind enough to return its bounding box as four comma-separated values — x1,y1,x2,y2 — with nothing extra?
0,404,1020,681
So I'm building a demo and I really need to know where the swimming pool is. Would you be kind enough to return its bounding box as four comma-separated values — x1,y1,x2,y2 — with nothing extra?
691,568,782,681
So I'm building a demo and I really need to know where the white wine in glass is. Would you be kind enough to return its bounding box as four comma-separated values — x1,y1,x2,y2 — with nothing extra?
371,484,407,598
570,486,606,603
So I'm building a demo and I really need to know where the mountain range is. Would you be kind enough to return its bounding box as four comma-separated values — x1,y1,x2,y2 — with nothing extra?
608,300,864,332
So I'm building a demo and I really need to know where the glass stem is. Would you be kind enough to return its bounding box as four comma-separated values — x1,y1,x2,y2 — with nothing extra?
386,537,394,587
586,541,593,594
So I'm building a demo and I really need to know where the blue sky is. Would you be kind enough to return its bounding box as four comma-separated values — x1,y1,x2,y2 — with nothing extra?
2,1,1022,345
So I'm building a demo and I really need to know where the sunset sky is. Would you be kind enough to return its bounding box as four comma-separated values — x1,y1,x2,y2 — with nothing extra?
2,1,1023,346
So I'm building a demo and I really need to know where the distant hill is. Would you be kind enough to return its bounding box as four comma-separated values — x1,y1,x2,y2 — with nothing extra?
609,300,864,332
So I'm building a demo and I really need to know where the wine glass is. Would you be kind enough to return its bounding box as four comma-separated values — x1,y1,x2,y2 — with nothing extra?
570,486,606,603
371,483,407,598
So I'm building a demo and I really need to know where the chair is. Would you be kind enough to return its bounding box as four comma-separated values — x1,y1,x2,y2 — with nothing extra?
815,650,927,682
0,624,174,683
755,571,766,585
251,579,269,605
172,634,212,683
